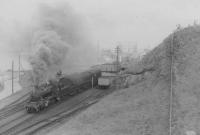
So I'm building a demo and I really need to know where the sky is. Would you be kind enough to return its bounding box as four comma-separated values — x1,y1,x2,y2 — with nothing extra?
69,0,200,49
0,0,199,70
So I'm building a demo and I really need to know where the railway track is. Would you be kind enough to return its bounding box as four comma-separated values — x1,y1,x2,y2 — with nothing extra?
0,111,28,129
27,88,115,135
0,95,29,120
0,88,111,135
27,99,99,135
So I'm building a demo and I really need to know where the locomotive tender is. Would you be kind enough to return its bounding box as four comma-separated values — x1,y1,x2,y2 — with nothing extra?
25,69,101,113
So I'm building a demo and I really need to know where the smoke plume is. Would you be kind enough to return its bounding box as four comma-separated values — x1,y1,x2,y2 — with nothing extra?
29,3,95,86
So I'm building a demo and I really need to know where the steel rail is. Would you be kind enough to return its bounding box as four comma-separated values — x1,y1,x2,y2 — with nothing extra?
0,89,102,135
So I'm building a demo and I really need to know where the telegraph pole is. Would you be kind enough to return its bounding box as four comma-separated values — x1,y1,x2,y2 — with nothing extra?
12,61,14,94
18,54,21,81
91,76,94,88
97,40,100,63
169,32,174,135
115,46,120,72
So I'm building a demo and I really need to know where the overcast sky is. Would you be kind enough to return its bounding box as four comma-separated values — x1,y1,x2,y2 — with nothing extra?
69,0,200,50
0,0,200,49
0,0,199,70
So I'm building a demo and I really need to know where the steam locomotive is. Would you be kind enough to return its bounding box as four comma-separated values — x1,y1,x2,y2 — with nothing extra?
25,69,101,113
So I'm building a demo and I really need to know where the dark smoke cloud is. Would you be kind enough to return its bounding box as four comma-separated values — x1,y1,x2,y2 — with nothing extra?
30,30,70,85
29,3,96,86
37,3,89,46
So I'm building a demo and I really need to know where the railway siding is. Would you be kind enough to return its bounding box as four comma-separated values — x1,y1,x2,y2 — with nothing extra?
0,87,115,135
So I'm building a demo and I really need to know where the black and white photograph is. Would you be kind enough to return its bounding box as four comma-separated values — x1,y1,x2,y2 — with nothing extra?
0,0,199,135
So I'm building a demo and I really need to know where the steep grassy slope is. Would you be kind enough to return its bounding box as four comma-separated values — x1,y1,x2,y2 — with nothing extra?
172,25,200,135
142,25,200,134
42,25,200,135
141,25,200,135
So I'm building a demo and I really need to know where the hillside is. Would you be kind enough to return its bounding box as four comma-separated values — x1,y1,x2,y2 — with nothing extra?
128,25,200,134
172,25,200,135
37,25,200,135
127,25,200,135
